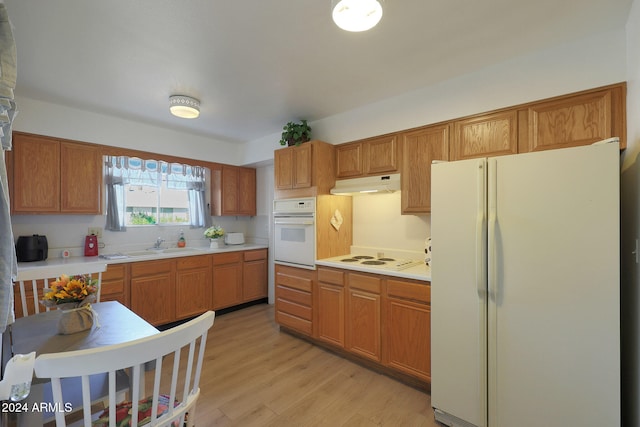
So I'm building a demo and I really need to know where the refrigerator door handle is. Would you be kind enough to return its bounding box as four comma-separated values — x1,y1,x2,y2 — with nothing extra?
488,158,498,301
476,160,487,296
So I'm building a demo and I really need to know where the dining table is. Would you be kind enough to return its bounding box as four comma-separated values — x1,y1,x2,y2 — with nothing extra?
1,301,159,426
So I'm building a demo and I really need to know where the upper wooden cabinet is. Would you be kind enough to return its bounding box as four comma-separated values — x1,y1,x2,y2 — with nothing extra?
518,83,626,152
211,165,256,216
336,134,400,178
451,110,518,161
400,124,450,214
11,133,102,214
274,140,336,199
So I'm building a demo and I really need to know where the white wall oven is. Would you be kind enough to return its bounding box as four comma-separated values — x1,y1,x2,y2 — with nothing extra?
273,198,316,270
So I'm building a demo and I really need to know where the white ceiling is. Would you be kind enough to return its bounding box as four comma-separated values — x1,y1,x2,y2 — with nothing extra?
4,0,633,143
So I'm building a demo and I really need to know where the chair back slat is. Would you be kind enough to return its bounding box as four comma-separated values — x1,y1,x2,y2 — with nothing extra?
13,264,107,320
34,310,215,427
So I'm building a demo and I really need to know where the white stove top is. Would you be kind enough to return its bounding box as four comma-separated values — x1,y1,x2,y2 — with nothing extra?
323,254,423,271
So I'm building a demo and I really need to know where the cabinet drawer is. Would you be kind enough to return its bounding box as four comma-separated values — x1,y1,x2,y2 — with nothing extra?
276,285,311,307
318,268,344,286
277,311,312,335
131,260,173,277
277,298,312,321
212,251,242,265
102,263,126,280
276,271,313,293
101,279,124,295
386,279,430,304
176,254,210,270
349,273,381,294
244,249,267,262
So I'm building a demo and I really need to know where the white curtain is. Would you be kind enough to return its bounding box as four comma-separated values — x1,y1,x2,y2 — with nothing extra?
104,156,208,231
0,2,17,334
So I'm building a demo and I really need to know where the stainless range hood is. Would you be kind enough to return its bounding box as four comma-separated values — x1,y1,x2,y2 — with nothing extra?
330,173,400,195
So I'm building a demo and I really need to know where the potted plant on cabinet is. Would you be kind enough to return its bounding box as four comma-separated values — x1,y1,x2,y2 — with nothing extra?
279,120,312,146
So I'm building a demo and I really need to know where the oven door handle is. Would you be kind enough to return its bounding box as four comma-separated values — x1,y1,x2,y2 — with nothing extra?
274,218,315,226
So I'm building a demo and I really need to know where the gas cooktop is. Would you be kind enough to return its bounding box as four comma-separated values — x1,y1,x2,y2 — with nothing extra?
331,255,422,271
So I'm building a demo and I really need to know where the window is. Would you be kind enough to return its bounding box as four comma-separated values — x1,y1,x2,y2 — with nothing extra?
104,156,209,231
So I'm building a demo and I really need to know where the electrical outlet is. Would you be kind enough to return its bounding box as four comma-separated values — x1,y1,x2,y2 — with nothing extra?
88,227,103,238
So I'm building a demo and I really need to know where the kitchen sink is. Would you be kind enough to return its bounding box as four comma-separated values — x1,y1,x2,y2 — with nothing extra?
125,248,202,257
162,248,202,254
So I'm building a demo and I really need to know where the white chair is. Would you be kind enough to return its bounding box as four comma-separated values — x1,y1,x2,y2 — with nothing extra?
34,310,215,427
14,262,107,319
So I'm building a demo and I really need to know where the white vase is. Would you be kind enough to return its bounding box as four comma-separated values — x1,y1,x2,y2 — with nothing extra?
210,239,220,249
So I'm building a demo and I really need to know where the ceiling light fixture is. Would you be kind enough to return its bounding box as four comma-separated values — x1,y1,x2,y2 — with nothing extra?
169,95,200,119
331,0,383,32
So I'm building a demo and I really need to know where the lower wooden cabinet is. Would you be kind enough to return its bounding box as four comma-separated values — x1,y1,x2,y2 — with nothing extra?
242,249,268,301
275,264,315,336
384,278,431,382
100,263,130,307
212,252,243,310
346,273,381,362
317,267,345,347
277,265,430,385
130,260,176,326
175,255,212,320
125,248,268,324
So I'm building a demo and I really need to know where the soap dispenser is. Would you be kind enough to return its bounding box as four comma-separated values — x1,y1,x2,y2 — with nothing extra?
177,230,186,248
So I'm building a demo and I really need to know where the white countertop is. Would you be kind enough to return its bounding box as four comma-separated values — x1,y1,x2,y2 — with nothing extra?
315,258,431,282
17,243,268,272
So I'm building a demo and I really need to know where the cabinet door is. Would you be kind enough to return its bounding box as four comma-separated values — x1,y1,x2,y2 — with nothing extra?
60,142,102,213
212,254,243,310
400,124,450,214
336,143,363,178
385,298,431,382
130,261,175,326
176,255,212,320
317,282,345,348
237,167,256,216
451,110,518,161
274,147,293,190
365,135,399,175
12,134,60,213
292,143,312,188
243,250,267,301
518,84,625,152
221,165,239,215
347,289,381,362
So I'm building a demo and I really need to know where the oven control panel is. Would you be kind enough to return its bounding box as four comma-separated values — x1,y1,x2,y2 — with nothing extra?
273,197,316,215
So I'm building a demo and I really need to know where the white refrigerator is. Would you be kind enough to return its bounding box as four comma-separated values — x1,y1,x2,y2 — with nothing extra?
430,140,620,427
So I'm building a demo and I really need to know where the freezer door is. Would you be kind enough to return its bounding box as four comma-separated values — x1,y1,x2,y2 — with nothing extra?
488,143,620,427
431,158,487,427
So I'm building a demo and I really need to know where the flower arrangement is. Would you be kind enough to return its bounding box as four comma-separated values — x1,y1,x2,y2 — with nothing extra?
204,225,225,239
41,274,98,309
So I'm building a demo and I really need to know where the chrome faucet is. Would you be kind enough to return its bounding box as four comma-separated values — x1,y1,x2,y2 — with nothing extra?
153,237,165,249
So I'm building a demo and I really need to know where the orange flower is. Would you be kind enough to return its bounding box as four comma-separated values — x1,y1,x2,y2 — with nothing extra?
41,274,99,306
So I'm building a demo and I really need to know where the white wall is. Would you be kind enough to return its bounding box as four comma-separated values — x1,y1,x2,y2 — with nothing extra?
351,193,429,254
12,96,241,165
621,0,640,424
241,28,627,165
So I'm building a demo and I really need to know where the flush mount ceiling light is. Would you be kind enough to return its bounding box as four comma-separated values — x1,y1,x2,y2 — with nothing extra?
332,0,383,32
169,95,200,119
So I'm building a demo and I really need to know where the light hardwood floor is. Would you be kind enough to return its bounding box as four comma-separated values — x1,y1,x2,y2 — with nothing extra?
191,303,440,427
